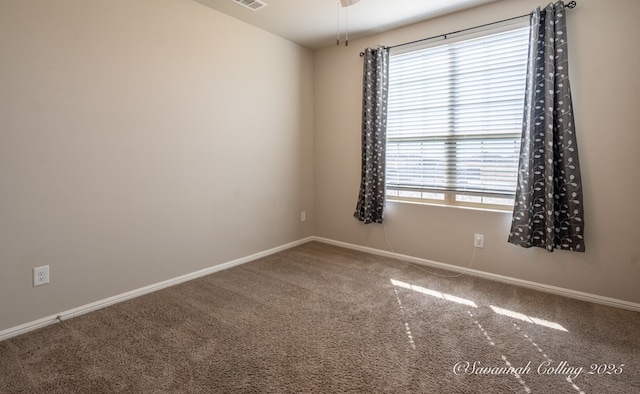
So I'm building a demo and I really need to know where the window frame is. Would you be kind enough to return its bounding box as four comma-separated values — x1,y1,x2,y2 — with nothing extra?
384,21,530,211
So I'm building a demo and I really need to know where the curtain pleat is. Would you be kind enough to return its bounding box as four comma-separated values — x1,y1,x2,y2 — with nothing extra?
354,46,389,224
508,1,585,252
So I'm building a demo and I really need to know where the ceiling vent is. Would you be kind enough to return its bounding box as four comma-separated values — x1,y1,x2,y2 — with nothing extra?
232,0,267,11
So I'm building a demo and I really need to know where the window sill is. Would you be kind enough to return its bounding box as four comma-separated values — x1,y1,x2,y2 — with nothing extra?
386,197,514,214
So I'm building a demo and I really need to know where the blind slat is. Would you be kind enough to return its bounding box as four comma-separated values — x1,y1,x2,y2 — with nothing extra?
386,26,528,198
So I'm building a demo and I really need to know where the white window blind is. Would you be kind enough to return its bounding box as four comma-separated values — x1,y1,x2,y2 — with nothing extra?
386,26,530,206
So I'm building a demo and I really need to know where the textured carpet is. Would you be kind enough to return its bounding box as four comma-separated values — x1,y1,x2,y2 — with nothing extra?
1,241,639,393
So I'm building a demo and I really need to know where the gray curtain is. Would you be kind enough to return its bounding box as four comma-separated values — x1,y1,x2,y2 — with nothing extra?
509,1,584,252
354,46,389,224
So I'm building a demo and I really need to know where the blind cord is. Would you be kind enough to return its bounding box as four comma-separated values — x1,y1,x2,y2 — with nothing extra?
382,220,476,278
336,0,340,46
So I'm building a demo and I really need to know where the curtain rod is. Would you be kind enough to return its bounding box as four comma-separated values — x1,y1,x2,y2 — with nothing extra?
360,0,576,57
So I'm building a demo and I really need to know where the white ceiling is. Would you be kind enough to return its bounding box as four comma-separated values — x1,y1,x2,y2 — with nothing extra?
194,0,500,50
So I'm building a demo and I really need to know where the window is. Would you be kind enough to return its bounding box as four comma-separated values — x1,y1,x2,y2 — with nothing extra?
385,24,530,209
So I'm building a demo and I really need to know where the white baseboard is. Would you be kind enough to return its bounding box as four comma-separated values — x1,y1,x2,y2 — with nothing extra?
0,237,314,342
311,236,640,313
3,235,638,342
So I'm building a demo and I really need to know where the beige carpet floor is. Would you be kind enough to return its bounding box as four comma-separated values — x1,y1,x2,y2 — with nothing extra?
1,241,639,393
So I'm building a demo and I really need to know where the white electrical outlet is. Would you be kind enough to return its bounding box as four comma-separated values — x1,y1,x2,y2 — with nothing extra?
33,265,50,286
300,211,306,222
474,234,484,248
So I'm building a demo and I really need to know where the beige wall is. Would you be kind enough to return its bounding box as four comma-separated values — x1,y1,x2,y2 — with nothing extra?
0,0,314,331
2,0,639,334
314,0,640,304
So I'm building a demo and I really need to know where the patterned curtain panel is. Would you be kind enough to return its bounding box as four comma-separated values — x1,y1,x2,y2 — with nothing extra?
509,1,585,252
354,46,389,224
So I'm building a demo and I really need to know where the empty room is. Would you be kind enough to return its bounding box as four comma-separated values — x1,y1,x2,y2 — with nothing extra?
1,0,639,392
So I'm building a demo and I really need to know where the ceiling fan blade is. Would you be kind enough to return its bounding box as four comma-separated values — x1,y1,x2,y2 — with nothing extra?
339,0,360,7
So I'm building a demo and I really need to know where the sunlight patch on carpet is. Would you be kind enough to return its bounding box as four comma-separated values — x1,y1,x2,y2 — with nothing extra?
490,305,568,332
513,322,551,361
390,279,478,308
468,311,495,346
469,311,532,393
392,287,416,350
565,376,586,394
